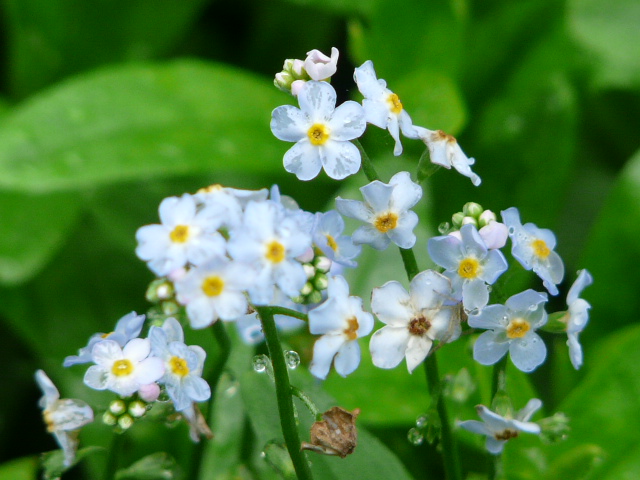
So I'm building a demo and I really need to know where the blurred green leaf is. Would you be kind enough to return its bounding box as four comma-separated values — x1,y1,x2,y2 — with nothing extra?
0,456,38,480
579,148,640,343
3,0,210,98
0,60,289,192
0,191,81,285
568,0,640,88
537,325,640,478
41,446,103,480
278,0,374,16
115,452,182,480
435,29,578,228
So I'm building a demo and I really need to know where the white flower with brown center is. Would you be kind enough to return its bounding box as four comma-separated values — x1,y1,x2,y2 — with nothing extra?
469,290,548,372
308,276,373,379
135,194,226,276
336,171,422,250
458,399,542,454
370,270,459,373
270,81,366,180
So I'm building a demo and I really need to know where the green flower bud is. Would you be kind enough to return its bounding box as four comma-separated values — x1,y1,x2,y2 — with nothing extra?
146,278,174,303
118,414,134,430
129,400,148,418
103,411,117,426
461,216,478,228
451,212,465,229
109,399,126,416
539,412,570,444
463,202,483,218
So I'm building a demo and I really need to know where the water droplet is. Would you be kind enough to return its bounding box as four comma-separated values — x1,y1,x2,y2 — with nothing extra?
529,304,538,311
508,226,515,235
284,350,300,369
407,427,424,446
487,285,493,292
502,315,509,323
416,415,428,428
438,222,450,234
253,354,269,373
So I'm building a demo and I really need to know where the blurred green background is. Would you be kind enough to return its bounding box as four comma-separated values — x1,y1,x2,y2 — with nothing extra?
0,0,639,479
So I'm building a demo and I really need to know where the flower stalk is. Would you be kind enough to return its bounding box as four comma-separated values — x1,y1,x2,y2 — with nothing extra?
257,306,314,480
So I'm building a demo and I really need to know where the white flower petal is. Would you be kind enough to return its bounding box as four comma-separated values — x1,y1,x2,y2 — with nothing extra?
334,340,361,377
328,101,366,140
310,334,345,379
370,326,410,369
462,278,489,312
335,198,371,223
123,338,151,363
468,305,508,330
389,172,422,211
371,281,412,326
297,81,337,120
83,366,109,390
405,335,433,373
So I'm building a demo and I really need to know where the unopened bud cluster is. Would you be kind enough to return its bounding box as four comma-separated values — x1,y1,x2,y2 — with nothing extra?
103,395,151,431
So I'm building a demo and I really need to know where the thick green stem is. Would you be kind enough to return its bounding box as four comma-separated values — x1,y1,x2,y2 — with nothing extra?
257,306,314,480
399,248,420,282
104,432,124,480
261,306,308,322
192,320,232,480
425,356,462,480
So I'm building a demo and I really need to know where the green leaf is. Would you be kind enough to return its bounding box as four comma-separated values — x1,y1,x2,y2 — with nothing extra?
568,0,640,88
579,148,640,342
115,452,182,480
3,0,210,98
0,456,38,480
0,60,289,192
41,446,103,480
0,191,81,285
513,325,640,478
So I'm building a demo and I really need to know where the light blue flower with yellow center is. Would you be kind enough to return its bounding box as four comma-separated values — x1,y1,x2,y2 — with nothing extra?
502,207,564,295
149,319,210,412
428,224,508,313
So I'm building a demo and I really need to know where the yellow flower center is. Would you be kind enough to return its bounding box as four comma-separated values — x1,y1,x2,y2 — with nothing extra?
202,275,225,297
344,317,360,340
458,258,481,279
506,318,530,339
387,93,403,114
197,183,224,194
308,123,330,146
374,212,398,233
531,239,550,259
170,225,190,243
169,356,190,377
265,240,286,263
326,234,338,252
112,359,133,377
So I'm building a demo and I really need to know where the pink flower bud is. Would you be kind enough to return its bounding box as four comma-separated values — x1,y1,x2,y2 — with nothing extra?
138,383,161,402
303,47,339,81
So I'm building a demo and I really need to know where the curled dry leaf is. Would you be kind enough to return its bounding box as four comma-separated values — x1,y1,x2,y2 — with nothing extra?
301,406,360,458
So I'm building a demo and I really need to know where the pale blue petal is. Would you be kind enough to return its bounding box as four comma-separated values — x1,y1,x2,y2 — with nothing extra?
352,225,390,250
468,305,508,330
362,98,389,128
360,181,394,213
458,419,491,436
462,279,489,312
335,198,371,222
389,171,422,211
270,105,308,142
567,269,593,306
328,101,366,140
283,141,323,181
297,81,336,120
481,249,509,284
371,281,412,326
410,270,451,311
428,235,463,271
473,331,510,366
509,333,547,372
459,224,487,259
505,290,548,313
387,211,418,249
517,398,543,422
320,140,361,180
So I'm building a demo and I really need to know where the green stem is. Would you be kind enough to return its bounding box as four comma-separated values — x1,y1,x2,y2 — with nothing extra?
104,432,124,480
399,248,420,282
291,385,322,421
257,306,314,480
261,306,308,322
191,320,232,480
425,356,462,480
355,139,380,182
